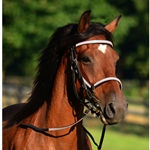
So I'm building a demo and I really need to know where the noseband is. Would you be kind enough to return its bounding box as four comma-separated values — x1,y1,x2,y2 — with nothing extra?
20,40,122,150
70,40,122,117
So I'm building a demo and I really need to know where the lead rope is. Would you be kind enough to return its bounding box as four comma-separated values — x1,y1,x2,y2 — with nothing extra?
83,125,106,150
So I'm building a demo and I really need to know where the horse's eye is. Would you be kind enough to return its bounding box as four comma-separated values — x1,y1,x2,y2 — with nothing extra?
80,56,91,64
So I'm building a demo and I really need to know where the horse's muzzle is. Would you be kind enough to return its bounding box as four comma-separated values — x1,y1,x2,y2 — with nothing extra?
103,100,128,125
99,91,128,125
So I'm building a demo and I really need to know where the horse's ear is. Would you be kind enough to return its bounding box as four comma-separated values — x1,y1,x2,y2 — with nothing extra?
78,10,91,33
105,15,122,33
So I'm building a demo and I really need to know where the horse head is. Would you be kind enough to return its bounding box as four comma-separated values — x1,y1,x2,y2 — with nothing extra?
71,10,128,125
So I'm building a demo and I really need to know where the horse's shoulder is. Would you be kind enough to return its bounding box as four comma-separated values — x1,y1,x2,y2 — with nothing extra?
3,123,27,150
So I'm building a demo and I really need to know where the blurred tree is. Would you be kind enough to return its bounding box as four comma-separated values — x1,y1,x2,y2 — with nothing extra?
108,0,149,79
3,0,148,79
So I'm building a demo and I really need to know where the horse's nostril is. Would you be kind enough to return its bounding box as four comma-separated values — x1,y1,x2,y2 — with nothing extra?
109,102,115,113
106,102,115,119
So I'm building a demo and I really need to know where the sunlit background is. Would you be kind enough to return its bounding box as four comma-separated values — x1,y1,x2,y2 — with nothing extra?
3,0,148,150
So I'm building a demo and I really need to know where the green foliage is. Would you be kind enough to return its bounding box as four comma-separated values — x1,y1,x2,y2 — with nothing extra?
3,0,148,79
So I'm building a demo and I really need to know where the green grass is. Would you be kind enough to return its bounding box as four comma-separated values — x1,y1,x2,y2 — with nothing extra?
86,127,149,150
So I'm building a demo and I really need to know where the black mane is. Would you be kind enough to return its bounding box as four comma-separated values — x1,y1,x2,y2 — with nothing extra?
5,22,113,127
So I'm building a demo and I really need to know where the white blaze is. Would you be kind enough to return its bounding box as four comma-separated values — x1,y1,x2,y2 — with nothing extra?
98,44,107,53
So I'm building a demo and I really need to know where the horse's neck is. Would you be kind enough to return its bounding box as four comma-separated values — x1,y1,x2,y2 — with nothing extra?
30,61,90,149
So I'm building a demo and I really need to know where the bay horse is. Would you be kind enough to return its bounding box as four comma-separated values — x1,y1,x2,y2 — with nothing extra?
3,10,128,150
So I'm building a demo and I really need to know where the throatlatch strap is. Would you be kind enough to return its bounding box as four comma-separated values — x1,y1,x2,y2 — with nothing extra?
19,110,90,132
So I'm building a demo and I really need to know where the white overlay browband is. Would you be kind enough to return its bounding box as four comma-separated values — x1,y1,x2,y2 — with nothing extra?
76,40,113,47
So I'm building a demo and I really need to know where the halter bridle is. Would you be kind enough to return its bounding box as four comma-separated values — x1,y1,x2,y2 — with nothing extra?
20,40,122,150
70,40,122,117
